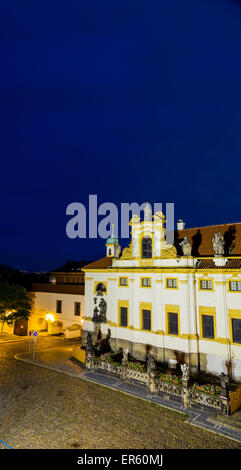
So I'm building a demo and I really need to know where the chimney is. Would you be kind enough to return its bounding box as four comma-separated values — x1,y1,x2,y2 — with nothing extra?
177,219,185,231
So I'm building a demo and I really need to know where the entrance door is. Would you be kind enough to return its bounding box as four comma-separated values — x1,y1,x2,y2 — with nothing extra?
14,319,28,336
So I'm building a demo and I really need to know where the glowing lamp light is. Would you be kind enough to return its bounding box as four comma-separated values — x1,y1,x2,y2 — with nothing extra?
46,313,54,322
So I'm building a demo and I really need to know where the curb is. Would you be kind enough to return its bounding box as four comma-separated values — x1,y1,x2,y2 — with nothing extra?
207,415,241,432
0,338,29,344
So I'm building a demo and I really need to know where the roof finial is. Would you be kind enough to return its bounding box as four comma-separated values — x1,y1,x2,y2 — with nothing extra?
144,202,152,221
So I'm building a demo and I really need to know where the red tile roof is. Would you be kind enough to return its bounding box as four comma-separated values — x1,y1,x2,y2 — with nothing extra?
82,257,113,270
82,223,241,272
197,259,241,269
175,222,241,257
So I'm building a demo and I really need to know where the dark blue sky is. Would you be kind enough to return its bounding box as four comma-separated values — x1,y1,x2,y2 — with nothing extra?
1,0,241,271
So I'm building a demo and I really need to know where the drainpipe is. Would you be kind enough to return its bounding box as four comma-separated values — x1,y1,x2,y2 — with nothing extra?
193,270,200,373
223,274,232,378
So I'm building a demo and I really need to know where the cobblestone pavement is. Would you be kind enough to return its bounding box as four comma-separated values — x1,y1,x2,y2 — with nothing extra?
0,338,240,449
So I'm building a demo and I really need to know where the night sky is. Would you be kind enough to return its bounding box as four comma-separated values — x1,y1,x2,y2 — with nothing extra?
1,0,241,272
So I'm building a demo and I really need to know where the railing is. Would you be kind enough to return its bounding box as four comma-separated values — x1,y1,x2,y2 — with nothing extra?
85,355,230,414
126,368,148,384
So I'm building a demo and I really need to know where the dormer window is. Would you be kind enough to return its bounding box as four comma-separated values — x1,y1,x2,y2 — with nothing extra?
142,236,152,259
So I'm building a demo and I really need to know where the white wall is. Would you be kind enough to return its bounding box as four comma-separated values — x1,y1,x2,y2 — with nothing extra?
31,291,85,332
83,269,241,379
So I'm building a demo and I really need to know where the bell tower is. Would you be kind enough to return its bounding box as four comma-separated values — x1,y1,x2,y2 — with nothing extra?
105,224,118,257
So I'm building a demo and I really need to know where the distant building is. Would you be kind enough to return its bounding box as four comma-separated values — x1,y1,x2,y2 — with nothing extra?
82,205,241,380
30,261,86,338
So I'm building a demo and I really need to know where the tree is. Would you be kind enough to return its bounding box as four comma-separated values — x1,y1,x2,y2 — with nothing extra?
0,282,33,335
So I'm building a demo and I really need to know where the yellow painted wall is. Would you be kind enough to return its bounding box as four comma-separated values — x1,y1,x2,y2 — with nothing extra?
229,386,241,414
72,345,86,363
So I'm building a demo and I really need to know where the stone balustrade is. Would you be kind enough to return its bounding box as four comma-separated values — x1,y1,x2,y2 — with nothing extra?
85,354,231,415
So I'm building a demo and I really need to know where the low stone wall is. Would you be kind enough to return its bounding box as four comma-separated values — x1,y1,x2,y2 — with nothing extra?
157,378,182,398
126,368,148,385
188,388,221,410
85,354,232,414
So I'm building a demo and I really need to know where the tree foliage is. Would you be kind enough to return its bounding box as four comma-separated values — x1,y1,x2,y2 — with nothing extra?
0,282,33,334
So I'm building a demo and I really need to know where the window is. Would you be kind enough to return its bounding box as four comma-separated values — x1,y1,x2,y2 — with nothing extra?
142,309,151,331
202,315,214,339
56,300,62,314
167,312,179,335
232,318,241,344
120,307,128,327
166,278,177,289
142,236,152,259
141,277,151,287
119,277,128,286
200,280,213,290
74,302,81,316
229,281,241,292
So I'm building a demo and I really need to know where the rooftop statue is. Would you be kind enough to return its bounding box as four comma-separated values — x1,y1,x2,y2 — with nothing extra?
144,202,152,221
114,241,121,258
180,237,192,256
212,231,225,257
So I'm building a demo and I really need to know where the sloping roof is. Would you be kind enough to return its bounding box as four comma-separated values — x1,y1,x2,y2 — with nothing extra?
82,223,241,271
197,259,241,270
82,257,113,270
32,283,85,295
175,223,241,257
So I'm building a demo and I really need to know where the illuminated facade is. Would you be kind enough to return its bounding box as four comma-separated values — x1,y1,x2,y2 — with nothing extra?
82,206,241,380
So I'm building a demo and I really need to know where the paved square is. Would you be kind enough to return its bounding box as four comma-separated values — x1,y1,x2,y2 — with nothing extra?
0,338,240,449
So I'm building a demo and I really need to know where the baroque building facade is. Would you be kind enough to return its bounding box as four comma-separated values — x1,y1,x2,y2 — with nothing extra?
82,205,241,380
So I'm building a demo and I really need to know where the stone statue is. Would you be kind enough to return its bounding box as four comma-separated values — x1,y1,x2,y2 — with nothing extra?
99,297,107,323
99,298,107,322
147,354,156,373
114,241,121,258
106,328,111,342
144,202,152,221
92,306,100,322
220,372,229,395
122,347,129,366
180,237,192,256
181,363,190,383
86,332,94,356
212,232,225,256
92,293,107,323
220,372,230,415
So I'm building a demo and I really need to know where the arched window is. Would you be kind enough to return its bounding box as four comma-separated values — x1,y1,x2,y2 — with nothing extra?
142,236,152,259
